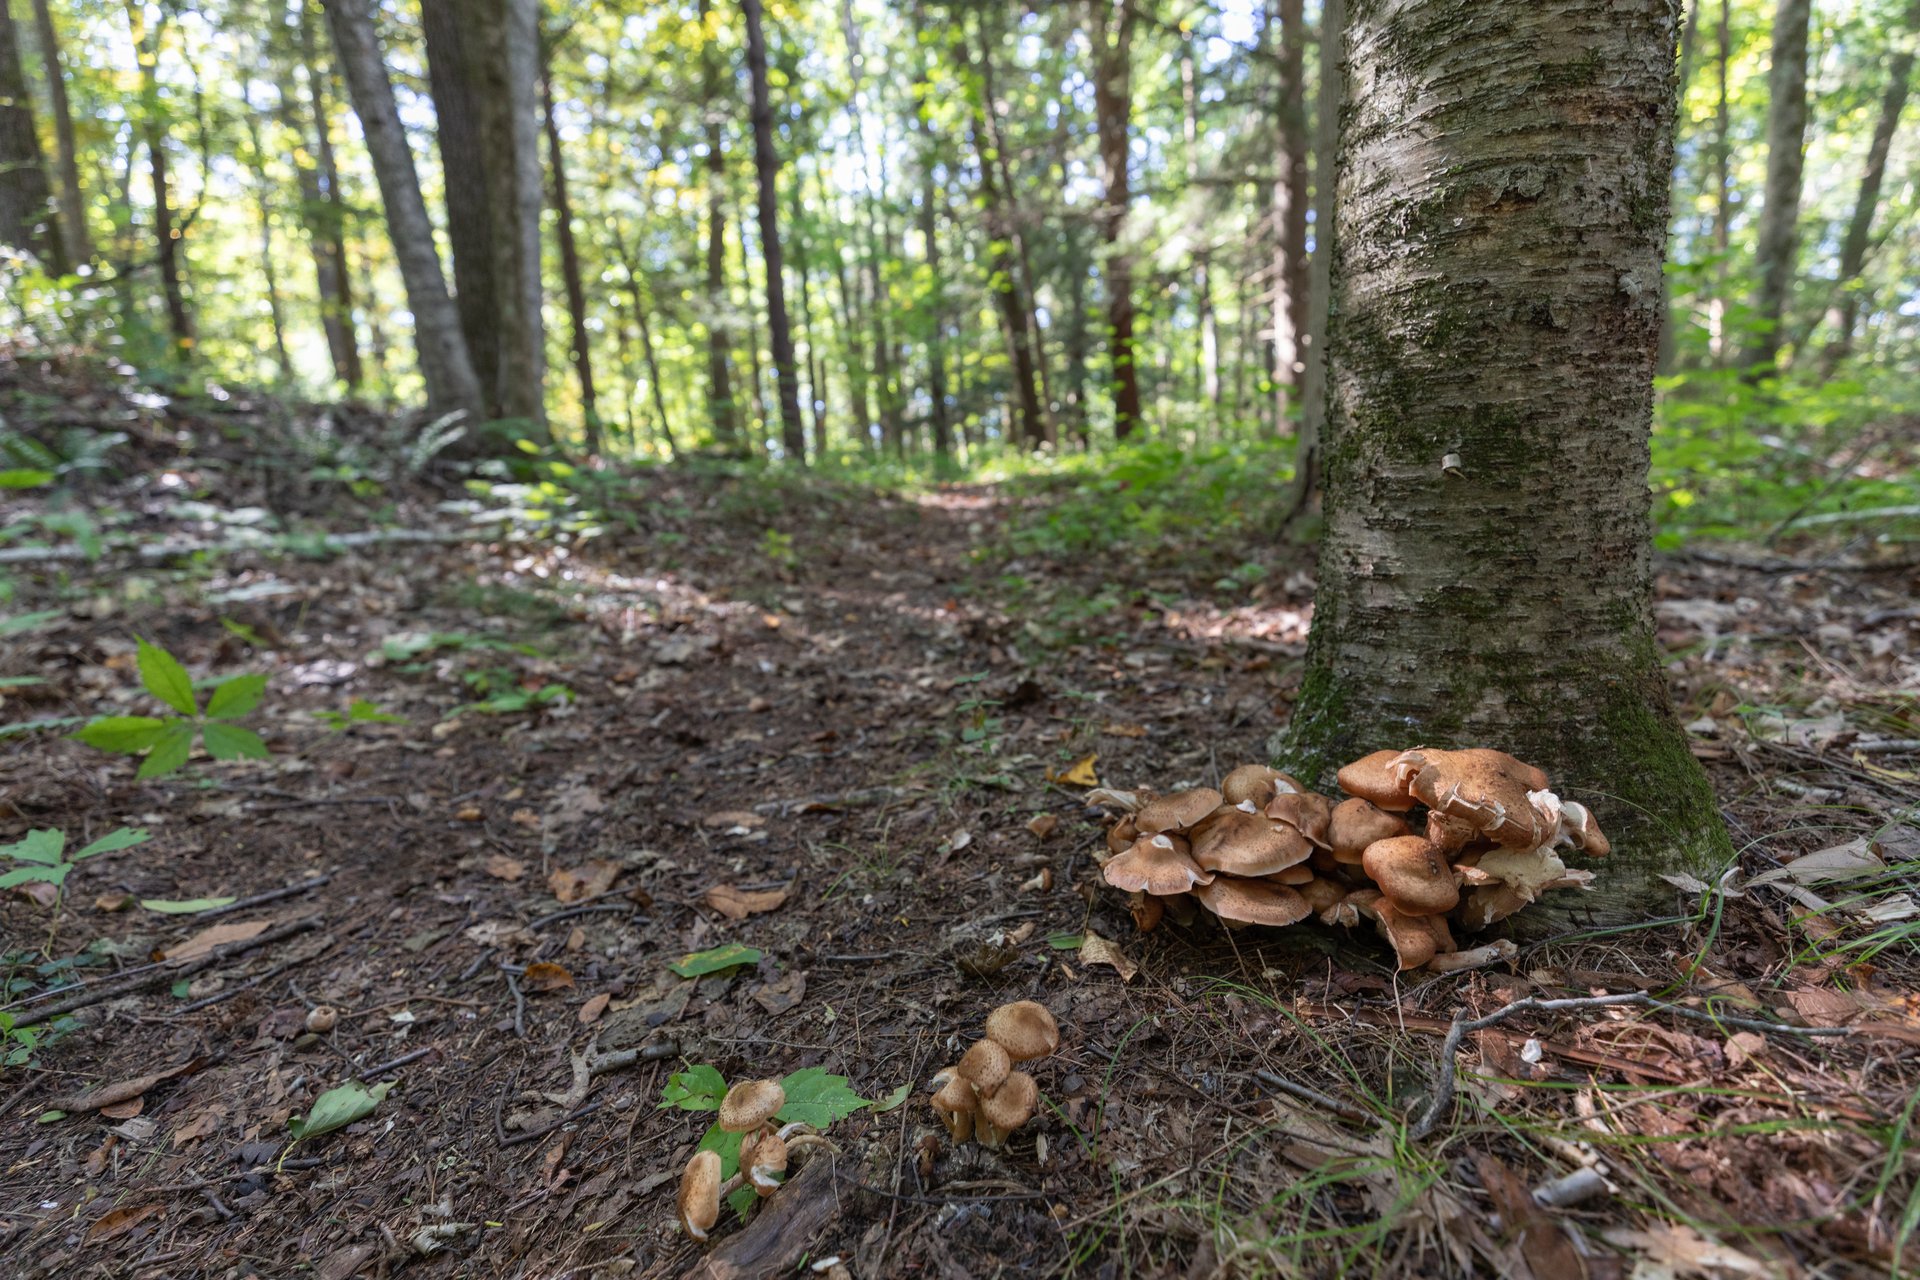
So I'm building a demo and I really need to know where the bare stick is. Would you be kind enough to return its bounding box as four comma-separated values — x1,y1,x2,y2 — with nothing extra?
1253,1069,1373,1124
191,875,332,919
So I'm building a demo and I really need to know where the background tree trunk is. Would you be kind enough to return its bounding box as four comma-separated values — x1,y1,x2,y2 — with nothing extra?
1181,43,1219,408
323,0,483,421
1282,0,1729,916
1088,0,1140,439
698,0,740,451
1707,0,1730,363
128,2,187,352
0,0,63,270
27,0,87,264
1656,0,1700,374
1272,0,1309,421
1283,0,1342,526
1743,0,1812,376
741,0,806,461
294,4,361,391
542,68,599,450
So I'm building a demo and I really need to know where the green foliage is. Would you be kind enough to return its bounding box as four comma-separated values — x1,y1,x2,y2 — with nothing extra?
669,942,762,977
448,669,574,718
317,698,406,731
289,1079,394,1142
73,639,270,778
0,826,150,901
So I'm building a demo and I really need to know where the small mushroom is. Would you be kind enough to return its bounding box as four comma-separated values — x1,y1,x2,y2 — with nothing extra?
1328,796,1409,861
305,1005,338,1034
1128,890,1165,932
746,1132,788,1196
1361,835,1460,917
718,1079,787,1135
1268,863,1315,886
1335,750,1419,812
1297,876,1347,916
985,1000,1059,1061
1401,748,1553,849
1136,787,1224,834
1192,810,1312,877
956,1038,1011,1095
929,1068,976,1143
1103,833,1212,896
1193,876,1311,926
1104,816,1139,859
1371,899,1439,970
1556,799,1610,856
1220,764,1304,807
677,1149,724,1242
1425,939,1518,972
1265,791,1334,849
975,1070,1039,1147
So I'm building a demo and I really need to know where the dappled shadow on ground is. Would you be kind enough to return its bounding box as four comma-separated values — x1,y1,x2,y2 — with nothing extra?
1,375,1918,1278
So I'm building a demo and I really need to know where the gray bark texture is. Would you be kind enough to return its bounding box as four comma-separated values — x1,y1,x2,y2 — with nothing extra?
322,0,483,422
1272,0,1309,418
0,0,62,270
1284,0,1342,525
1280,0,1730,917
1744,0,1812,375
28,0,87,264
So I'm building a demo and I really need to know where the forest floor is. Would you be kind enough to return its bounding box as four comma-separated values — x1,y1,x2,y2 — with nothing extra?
1,368,1919,1280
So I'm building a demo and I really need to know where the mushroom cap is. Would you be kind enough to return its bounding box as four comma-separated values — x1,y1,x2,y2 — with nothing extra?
1220,764,1304,808
677,1149,723,1241
1450,748,1550,792
746,1132,788,1196
1269,863,1315,886
1361,836,1460,917
1329,797,1411,861
718,1079,787,1133
1136,787,1224,834
1192,810,1312,877
1104,816,1139,858
1193,875,1311,926
1103,833,1212,896
1372,901,1439,970
929,1068,976,1142
957,1038,1011,1094
1404,750,1551,849
1336,751,1418,811
975,1070,1039,1146
985,1000,1059,1061
1265,791,1334,849
1558,800,1610,857
1297,876,1347,915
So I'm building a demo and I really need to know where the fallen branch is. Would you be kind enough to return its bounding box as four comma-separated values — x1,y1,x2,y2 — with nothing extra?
680,1155,844,1280
190,875,332,919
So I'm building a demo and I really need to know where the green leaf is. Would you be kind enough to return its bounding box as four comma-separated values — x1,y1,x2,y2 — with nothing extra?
775,1067,870,1128
660,1064,728,1112
170,979,191,998
2,715,85,738
205,674,267,720
346,699,404,725
73,716,168,754
288,1079,394,1141
1,829,67,866
202,722,269,762
869,1082,912,1114
0,610,61,637
1047,932,1086,950
141,896,236,914
0,863,68,889
697,1122,745,1176
136,722,196,779
669,942,763,978
0,676,45,688
0,469,54,489
36,1110,66,1124
137,639,198,716
74,827,150,859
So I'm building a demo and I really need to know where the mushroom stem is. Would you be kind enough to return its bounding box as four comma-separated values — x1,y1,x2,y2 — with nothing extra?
1423,940,1518,972
774,1120,818,1142
718,1171,745,1197
782,1133,840,1157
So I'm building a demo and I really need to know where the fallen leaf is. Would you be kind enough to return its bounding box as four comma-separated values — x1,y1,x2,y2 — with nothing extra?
1046,753,1100,787
140,896,239,914
702,809,767,830
84,1202,163,1245
171,1108,224,1146
49,1058,206,1112
484,854,526,881
13,881,58,908
671,942,762,977
1026,813,1060,839
509,808,541,830
1101,722,1148,738
455,805,483,822
164,919,272,964
1079,933,1137,982
315,1244,376,1280
523,961,575,993
753,971,807,1016
546,783,607,827
703,883,789,920
578,993,610,1024
1786,988,1865,1027
1724,1031,1767,1070
93,891,135,912
289,1079,393,1141
1602,1222,1772,1276
98,1096,144,1120
548,860,621,903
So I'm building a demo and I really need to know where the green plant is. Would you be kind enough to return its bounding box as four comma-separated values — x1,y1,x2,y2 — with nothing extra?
759,527,797,569
448,668,574,717
0,826,149,904
73,639,269,778
317,698,406,731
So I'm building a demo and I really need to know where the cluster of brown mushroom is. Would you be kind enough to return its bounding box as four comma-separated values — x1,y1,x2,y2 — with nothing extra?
1093,749,1608,970
928,1000,1058,1147
676,1078,829,1243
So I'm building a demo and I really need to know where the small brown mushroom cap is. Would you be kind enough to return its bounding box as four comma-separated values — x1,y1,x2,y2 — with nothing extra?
985,1000,1059,1061
1361,836,1460,917
1103,833,1212,896
1451,747,1550,793
957,1038,1011,1095
1298,876,1347,915
1220,764,1304,808
746,1133,788,1196
718,1079,787,1133
1336,751,1418,812
1373,900,1439,970
1192,810,1312,877
976,1070,1039,1147
1404,750,1551,849
1265,791,1334,849
930,1068,976,1142
1558,800,1610,857
1329,796,1409,860
677,1149,723,1242
1136,787,1224,834
1104,816,1139,858
1268,863,1315,886
1193,876,1311,926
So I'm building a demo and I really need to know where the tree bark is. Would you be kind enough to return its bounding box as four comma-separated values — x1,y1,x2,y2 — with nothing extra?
1181,44,1219,407
698,0,740,451
789,170,828,456
741,0,805,462
239,87,294,382
1655,0,1700,374
294,4,361,391
0,0,62,270
323,0,484,422
606,218,677,457
27,0,85,265
913,70,952,460
1743,0,1812,376
1282,0,1729,915
126,2,188,353
1817,0,1915,373
1707,0,1730,363
1088,0,1140,439
1283,0,1342,526
1272,0,1309,421
542,68,599,451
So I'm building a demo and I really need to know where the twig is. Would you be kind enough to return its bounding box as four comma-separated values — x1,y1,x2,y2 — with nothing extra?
190,875,332,919
505,972,527,1038
497,1099,606,1148
525,888,637,928
355,1046,438,1080
587,1042,680,1076
1253,1069,1373,1124
168,954,311,1016
528,901,645,930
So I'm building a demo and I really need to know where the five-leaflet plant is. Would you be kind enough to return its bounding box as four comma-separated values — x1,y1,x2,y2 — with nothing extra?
73,639,270,778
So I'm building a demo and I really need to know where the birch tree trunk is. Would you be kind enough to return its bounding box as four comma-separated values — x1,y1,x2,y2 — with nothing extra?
27,0,86,264
1272,0,1309,420
1281,0,1729,917
1744,0,1812,376
322,0,483,422
0,1,63,270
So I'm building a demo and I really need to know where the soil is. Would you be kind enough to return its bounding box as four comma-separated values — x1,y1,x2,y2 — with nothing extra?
2,371,1917,1279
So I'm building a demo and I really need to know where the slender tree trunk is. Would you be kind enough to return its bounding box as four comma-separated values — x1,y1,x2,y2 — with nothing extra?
1283,0,1342,524
1655,0,1701,373
1066,236,1090,443
607,219,677,457
1818,1,1915,373
239,91,294,382
740,0,806,461
1272,0,1309,421
126,3,188,351
967,102,1046,448
914,99,952,459
0,1,62,270
1744,0,1812,376
323,0,483,421
1089,0,1140,439
789,171,828,456
541,71,598,451
697,0,739,451
1284,0,1728,913
831,236,874,448
27,0,85,264
295,5,361,390
1707,0,1731,363
357,245,388,385
420,0,497,406
500,0,545,426
1181,44,1220,407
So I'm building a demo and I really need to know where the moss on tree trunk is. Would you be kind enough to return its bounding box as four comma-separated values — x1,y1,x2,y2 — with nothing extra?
1278,0,1731,920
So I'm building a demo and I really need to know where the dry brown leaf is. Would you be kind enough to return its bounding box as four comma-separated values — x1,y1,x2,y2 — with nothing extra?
13,881,58,908
98,1096,144,1120
546,783,607,827
702,809,767,829
484,854,526,882
509,808,541,830
548,860,620,903
83,1202,164,1245
703,883,789,921
523,962,575,993
455,805,484,822
172,1108,224,1147
1046,753,1100,787
577,993,610,1025
1785,988,1864,1027
1079,933,1137,982
165,919,272,964
1101,722,1148,738
94,891,135,912
1026,814,1060,839
753,971,807,1016
49,1058,207,1112
1724,1031,1767,1071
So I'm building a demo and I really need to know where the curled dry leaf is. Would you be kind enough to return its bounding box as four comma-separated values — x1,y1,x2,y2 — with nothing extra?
1046,754,1100,787
159,919,273,964
577,993,611,1025
1079,932,1138,982
523,962,575,993
484,854,526,882
548,860,621,904
98,1096,144,1120
703,883,789,920
84,1202,164,1245
49,1058,206,1112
